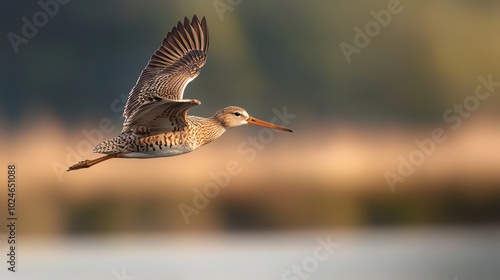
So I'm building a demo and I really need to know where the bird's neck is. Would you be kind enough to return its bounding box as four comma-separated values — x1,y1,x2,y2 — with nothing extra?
188,116,227,146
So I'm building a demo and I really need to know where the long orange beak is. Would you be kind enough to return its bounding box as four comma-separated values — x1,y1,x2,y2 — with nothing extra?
247,116,293,132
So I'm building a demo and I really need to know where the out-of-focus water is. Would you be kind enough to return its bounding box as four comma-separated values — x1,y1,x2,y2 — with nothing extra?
1,227,499,280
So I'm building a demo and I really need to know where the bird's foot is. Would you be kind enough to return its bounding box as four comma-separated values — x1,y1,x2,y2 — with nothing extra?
67,160,91,171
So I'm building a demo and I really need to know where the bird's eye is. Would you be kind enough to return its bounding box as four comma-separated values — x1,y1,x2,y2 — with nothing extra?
234,112,241,117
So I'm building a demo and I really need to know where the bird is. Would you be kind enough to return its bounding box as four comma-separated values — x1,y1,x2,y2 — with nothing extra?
68,15,292,171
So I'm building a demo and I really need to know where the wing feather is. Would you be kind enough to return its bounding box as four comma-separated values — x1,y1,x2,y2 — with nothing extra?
124,99,201,136
121,15,209,134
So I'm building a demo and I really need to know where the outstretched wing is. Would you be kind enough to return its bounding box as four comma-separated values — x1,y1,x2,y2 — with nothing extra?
124,98,201,136
122,15,209,132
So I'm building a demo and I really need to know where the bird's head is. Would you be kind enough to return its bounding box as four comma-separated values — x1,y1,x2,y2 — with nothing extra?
213,106,293,132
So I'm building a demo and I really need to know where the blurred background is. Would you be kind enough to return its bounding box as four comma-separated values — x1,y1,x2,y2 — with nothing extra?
1,0,500,279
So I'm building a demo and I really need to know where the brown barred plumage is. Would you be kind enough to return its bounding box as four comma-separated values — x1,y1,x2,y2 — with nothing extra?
67,16,291,171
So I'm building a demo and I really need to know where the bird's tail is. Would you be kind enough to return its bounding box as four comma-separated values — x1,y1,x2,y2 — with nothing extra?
92,134,134,154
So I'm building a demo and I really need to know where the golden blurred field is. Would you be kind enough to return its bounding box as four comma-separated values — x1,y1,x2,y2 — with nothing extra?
1,0,500,237
1,113,499,235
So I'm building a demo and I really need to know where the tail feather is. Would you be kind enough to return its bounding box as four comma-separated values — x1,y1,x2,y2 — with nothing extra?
93,139,120,154
93,133,135,154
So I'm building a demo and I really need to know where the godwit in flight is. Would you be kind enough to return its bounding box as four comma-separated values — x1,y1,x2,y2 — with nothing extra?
68,15,292,171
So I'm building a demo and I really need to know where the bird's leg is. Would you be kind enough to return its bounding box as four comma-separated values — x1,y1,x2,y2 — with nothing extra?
67,153,125,171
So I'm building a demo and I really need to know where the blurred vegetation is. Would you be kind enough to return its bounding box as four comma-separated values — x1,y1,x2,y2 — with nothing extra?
3,0,500,126
61,186,500,234
1,1,500,235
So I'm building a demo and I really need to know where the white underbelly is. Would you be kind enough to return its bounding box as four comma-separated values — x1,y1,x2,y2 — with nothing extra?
118,146,194,158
